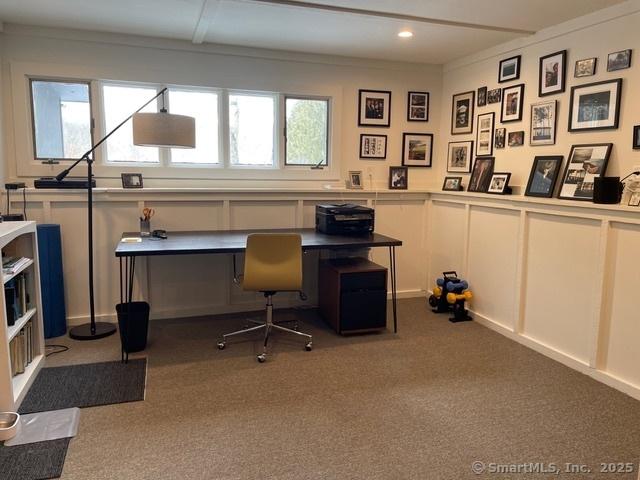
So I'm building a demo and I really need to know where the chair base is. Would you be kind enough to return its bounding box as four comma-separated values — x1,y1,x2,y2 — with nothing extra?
217,295,312,362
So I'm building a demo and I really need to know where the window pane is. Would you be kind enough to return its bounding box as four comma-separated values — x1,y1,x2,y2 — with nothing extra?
103,85,159,163
168,90,219,164
228,94,274,166
31,80,92,159
285,98,328,166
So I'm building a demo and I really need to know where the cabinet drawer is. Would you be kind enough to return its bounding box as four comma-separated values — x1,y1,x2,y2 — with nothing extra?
341,271,386,292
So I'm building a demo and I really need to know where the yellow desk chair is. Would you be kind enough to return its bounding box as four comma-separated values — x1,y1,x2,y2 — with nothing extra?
217,233,313,362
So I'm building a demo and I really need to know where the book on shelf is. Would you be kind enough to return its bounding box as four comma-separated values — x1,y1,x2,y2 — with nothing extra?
2,256,31,275
8,321,34,377
4,272,31,326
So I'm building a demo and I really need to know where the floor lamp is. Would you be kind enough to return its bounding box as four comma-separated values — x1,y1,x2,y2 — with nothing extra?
51,87,196,340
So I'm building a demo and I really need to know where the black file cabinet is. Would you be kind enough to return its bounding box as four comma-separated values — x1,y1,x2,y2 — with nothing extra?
319,257,387,334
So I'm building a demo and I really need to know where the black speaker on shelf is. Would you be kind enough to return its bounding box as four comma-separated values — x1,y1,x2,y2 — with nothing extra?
593,176,622,204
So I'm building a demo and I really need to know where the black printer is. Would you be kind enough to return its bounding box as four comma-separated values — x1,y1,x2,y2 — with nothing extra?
315,204,375,235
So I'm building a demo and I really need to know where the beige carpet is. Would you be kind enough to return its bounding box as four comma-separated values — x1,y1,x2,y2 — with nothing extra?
46,299,640,479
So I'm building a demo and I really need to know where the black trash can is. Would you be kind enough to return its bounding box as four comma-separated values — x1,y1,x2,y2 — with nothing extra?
116,302,150,353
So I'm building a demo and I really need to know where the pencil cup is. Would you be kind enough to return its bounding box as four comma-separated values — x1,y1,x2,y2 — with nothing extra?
140,219,151,237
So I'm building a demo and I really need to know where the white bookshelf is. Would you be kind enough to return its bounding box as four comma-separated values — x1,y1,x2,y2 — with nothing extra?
0,221,44,411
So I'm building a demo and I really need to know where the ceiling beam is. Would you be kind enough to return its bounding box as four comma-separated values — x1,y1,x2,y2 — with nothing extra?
192,0,221,44
245,0,536,35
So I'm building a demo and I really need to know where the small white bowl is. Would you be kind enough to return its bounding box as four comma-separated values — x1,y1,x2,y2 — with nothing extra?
0,412,20,441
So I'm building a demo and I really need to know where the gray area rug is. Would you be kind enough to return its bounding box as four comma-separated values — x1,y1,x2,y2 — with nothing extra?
0,438,70,480
18,359,146,414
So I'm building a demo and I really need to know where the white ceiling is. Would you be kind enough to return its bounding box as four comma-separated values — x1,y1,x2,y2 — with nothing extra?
0,0,627,63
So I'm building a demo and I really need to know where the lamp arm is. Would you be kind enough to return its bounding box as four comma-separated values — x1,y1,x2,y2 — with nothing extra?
55,87,168,181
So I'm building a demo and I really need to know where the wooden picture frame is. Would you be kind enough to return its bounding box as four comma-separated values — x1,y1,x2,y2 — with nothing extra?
442,176,463,191
539,50,566,97
447,141,473,173
568,79,622,132
475,112,494,157
558,143,612,201
358,89,391,127
501,83,525,123
389,166,408,190
402,133,433,168
451,91,474,135
468,157,495,193
359,134,387,159
498,55,521,83
407,91,429,121
525,155,563,198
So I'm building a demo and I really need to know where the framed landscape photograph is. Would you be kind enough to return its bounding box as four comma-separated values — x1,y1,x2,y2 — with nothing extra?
501,83,525,123
359,134,387,159
442,176,463,191
476,112,494,157
487,88,501,104
451,91,474,135
447,141,473,173
389,166,408,190
568,79,622,132
402,133,433,167
487,173,511,194
407,91,429,121
634,126,640,150
530,100,557,145
498,55,521,83
508,131,524,147
477,86,487,107
494,128,506,149
468,157,495,193
558,143,612,201
525,155,563,198
539,50,566,96
358,89,391,127
607,49,632,72
575,57,597,77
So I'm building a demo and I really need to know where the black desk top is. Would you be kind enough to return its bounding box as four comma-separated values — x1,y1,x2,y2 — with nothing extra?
115,229,402,257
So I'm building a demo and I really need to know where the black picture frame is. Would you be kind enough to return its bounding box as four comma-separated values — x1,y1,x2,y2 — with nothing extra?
607,49,632,72
407,91,429,122
447,140,473,173
487,88,501,104
358,89,391,127
508,131,525,147
468,157,495,193
568,79,622,132
402,133,433,168
574,57,597,78
538,50,566,97
487,172,511,195
558,143,613,201
121,173,143,189
525,155,563,198
530,100,557,146
389,166,408,190
501,83,525,123
477,86,487,107
494,128,506,149
359,134,387,159
498,55,521,83
442,176,463,191
451,91,475,135
475,112,494,157
633,126,640,150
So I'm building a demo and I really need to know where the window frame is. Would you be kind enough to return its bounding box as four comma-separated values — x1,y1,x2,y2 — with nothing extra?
283,94,330,168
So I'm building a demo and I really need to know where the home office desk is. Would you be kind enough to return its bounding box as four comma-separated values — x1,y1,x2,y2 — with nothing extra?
115,228,402,338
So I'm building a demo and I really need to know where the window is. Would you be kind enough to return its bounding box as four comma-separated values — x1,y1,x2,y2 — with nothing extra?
30,80,92,160
228,93,275,167
285,97,328,166
103,84,159,163
168,89,219,165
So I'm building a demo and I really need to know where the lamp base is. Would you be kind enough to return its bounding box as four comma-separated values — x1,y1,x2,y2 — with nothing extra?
69,322,117,340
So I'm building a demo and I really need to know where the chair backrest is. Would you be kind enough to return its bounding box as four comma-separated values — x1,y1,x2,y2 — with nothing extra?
243,233,302,292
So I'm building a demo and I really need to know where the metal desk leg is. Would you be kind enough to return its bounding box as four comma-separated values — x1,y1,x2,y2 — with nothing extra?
389,246,398,333
120,256,136,363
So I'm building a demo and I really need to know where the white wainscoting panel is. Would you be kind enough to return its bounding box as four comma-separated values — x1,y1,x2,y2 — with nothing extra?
230,201,297,230
428,201,466,285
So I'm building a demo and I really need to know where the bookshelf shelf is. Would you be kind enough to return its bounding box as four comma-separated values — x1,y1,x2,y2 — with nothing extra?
7,308,37,342
12,354,44,405
3,258,34,285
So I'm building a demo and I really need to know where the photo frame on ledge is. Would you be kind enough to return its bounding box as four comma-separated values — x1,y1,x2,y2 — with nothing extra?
476,112,494,157
568,79,622,132
121,173,143,189
487,172,512,195
358,89,391,127
558,143,612,201
389,166,408,190
468,157,495,193
538,50,566,97
347,171,363,189
501,83,525,123
525,155,563,198
451,91,474,135
442,176,463,191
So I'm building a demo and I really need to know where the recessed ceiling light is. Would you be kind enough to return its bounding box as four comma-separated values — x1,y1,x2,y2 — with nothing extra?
398,30,413,38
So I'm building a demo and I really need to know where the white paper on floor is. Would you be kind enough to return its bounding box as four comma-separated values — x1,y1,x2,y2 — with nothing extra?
4,407,80,446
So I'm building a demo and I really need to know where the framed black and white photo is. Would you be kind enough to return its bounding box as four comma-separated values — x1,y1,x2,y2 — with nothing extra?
501,83,524,123
487,88,501,104
402,133,433,168
634,126,640,150
358,89,391,127
574,57,597,77
568,79,622,132
530,100,557,145
629,192,640,207
121,173,143,189
525,155,563,198
347,171,363,189
477,87,487,107
558,143,612,201
508,131,524,147
494,128,506,149
442,176,463,191
498,55,521,83
389,166,408,190
451,91,474,135
487,172,511,194
539,50,566,97
468,157,495,193
359,134,387,159
607,49,632,72
475,112,494,157
447,141,473,173
407,91,429,121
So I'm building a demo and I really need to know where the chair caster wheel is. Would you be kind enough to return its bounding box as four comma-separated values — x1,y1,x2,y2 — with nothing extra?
217,342,225,350
305,342,313,351
257,354,266,363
